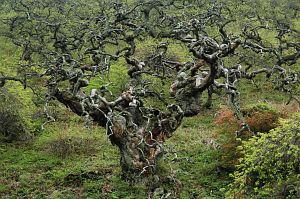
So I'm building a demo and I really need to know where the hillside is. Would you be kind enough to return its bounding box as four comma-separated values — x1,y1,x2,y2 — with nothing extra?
0,0,299,198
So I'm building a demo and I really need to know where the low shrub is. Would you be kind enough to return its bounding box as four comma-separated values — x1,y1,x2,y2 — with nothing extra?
214,107,239,132
226,112,300,198
0,89,30,141
242,102,280,134
214,103,281,172
246,111,278,133
214,107,240,171
215,102,280,135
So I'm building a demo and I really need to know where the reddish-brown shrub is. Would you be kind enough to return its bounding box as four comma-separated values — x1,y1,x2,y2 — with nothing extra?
215,104,280,135
214,107,241,170
214,107,239,132
246,111,279,133
214,104,281,171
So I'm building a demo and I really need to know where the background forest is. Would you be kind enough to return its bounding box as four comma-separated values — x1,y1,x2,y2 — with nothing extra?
0,0,299,198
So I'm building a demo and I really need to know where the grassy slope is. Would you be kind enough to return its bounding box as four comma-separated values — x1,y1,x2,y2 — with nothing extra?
0,109,226,199
1,93,298,199
1,101,298,199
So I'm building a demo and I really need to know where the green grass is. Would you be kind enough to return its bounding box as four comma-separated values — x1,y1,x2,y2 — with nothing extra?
0,108,232,198
0,118,120,198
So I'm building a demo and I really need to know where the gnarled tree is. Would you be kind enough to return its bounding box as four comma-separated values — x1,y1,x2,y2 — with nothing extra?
0,0,299,181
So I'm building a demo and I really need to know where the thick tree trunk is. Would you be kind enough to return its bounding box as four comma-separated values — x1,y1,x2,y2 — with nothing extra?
107,105,183,181
176,90,202,116
171,61,219,116
54,89,183,180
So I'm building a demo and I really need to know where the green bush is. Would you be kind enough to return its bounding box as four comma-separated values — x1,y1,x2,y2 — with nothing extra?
242,102,278,116
226,113,300,198
0,89,31,141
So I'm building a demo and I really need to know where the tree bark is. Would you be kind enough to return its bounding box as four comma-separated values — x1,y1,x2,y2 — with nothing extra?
53,88,183,180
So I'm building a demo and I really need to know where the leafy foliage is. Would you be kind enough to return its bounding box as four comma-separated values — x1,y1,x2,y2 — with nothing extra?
227,113,300,198
0,89,30,141
214,103,282,176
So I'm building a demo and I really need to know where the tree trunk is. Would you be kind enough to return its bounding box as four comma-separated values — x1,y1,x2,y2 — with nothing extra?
54,89,183,181
107,105,183,181
176,90,202,116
